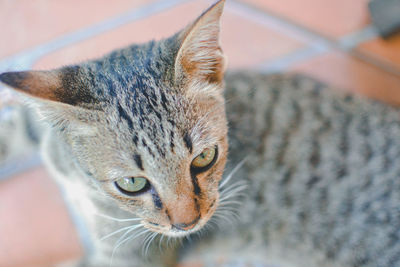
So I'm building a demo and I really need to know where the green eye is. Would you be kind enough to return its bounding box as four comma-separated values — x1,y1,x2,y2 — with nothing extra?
191,146,218,172
115,177,150,195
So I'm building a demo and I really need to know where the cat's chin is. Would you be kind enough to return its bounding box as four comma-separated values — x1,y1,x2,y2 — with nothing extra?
142,220,204,238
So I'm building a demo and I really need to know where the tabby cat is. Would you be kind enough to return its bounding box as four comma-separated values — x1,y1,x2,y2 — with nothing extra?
2,1,400,266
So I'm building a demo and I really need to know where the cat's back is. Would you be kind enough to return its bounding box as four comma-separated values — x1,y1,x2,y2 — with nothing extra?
216,71,400,266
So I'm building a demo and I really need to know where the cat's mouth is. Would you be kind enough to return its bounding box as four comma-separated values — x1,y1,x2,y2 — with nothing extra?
142,220,203,237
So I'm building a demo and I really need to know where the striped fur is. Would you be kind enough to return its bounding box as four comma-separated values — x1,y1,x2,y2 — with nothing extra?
2,0,400,266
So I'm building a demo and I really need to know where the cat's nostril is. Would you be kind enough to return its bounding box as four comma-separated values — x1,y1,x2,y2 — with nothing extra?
172,215,200,231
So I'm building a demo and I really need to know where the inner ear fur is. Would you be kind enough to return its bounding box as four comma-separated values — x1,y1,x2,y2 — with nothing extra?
174,0,226,86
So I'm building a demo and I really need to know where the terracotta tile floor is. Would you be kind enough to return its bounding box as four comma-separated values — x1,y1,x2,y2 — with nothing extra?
241,0,371,38
359,35,400,69
1,0,400,266
0,0,156,58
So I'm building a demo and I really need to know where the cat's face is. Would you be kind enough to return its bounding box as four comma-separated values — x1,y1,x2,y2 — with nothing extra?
70,73,228,237
0,0,227,237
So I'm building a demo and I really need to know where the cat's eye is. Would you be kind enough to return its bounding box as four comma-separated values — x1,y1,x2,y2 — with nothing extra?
115,177,150,195
191,146,218,172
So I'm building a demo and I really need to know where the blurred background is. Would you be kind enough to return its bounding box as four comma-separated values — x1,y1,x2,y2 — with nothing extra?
1,0,400,266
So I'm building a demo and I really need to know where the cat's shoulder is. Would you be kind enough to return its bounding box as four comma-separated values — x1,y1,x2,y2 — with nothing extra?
224,70,396,113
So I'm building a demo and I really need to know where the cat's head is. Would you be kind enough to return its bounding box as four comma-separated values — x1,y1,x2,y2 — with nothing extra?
0,0,227,237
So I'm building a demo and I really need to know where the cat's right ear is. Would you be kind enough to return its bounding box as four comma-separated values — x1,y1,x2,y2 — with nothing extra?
0,66,96,107
174,0,226,88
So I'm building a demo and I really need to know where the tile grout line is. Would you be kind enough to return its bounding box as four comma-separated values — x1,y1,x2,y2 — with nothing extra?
0,0,193,74
338,26,378,51
229,0,334,49
339,26,400,77
256,47,326,73
259,26,382,73
232,0,400,77
0,152,42,181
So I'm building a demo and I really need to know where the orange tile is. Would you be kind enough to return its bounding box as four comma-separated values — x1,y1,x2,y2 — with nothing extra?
220,8,304,68
358,35,400,69
291,51,400,106
33,0,303,70
0,166,83,266
241,0,370,38
0,0,155,58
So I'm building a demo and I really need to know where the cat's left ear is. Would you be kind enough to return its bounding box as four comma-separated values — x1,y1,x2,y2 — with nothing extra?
174,0,226,87
0,66,99,132
0,66,96,107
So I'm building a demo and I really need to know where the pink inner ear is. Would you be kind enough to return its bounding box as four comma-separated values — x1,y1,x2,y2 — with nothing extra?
174,0,226,84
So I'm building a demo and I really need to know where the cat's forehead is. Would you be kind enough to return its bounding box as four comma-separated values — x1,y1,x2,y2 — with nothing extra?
105,86,219,153
96,81,223,170
81,42,226,160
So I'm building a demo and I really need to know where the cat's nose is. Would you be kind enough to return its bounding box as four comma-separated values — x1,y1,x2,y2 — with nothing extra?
172,215,200,231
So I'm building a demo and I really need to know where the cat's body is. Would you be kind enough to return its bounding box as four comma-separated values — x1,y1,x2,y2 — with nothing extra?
183,72,400,267
1,1,400,266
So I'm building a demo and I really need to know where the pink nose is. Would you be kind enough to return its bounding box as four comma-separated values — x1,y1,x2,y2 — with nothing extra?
172,216,200,231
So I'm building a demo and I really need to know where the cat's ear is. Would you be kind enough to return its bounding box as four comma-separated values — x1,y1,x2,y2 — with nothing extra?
0,66,96,107
174,0,226,87
0,66,98,132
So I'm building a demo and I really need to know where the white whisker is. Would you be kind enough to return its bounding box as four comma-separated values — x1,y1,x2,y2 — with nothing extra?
213,178,248,228
215,209,241,221
205,218,219,230
212,212,235,225
110,229,150,267
158,234,165,252
220,181,248,194
100,224,142,241
142,231,154,256
219,191,247,202
186,234,193,244
219,158,247,188
220,184,248,199
167,236,173,249
219,200,242,206
220,183,247,196
95,213,141,222
144,232,158,257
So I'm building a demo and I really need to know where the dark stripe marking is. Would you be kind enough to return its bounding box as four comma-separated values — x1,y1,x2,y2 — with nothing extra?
194,198,200,212
133,135,138,146
133,154,144,171
117,103,133,129
306,175,321,189
160,90,169,111
141,139,155,158
205,199,216,213
165,209,172,221
150,187,163,210
170,130,175,152
152,193,163,210
183,132,193,154
191,173,202,197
